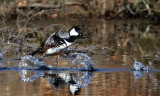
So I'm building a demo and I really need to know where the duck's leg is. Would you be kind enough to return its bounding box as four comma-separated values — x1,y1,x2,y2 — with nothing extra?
55,54,60,66
38,54,46,61
56,54,60,60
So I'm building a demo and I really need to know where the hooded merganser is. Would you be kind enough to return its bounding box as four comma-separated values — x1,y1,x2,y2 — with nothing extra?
29,27,83,56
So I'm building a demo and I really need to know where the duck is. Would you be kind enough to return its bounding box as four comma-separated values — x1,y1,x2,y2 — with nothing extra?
29,27,83,58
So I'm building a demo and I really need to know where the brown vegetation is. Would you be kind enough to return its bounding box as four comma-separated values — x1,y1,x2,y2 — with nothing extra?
0,0,160,20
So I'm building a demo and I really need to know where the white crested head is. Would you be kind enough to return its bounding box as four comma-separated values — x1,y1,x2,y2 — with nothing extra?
69,28,79,36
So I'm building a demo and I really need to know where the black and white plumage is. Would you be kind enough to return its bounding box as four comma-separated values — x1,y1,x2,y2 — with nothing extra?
44,72,81,95
29,27,83,56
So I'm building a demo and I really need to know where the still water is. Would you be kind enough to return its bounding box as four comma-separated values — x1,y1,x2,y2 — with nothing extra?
0,18,160,96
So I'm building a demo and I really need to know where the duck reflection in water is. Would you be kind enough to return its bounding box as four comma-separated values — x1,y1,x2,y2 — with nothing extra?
19,49,94,95
19,69,93,95
44,71,93,95
44,72,85,95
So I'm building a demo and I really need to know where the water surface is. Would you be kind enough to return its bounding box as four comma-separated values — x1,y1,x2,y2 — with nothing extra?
0,18,160,96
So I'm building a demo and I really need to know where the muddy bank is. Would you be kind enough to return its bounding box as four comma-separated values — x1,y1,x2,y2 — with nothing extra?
0,0,160,20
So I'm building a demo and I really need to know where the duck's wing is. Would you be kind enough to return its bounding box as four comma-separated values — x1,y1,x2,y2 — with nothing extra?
28,43,45,56
45,31,66,46
29,31,67,56
58,31,70,39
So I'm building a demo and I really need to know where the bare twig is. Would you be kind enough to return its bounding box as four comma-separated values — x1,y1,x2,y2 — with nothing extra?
113,5,126,17
17,2,83,9
127,4,135,15
142,0,152,15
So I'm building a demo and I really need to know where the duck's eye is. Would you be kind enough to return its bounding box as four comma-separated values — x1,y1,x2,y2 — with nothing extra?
80,34,82,36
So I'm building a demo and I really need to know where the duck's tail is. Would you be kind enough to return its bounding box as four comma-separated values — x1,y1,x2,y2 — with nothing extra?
29,43,44,56
29,50,41,56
